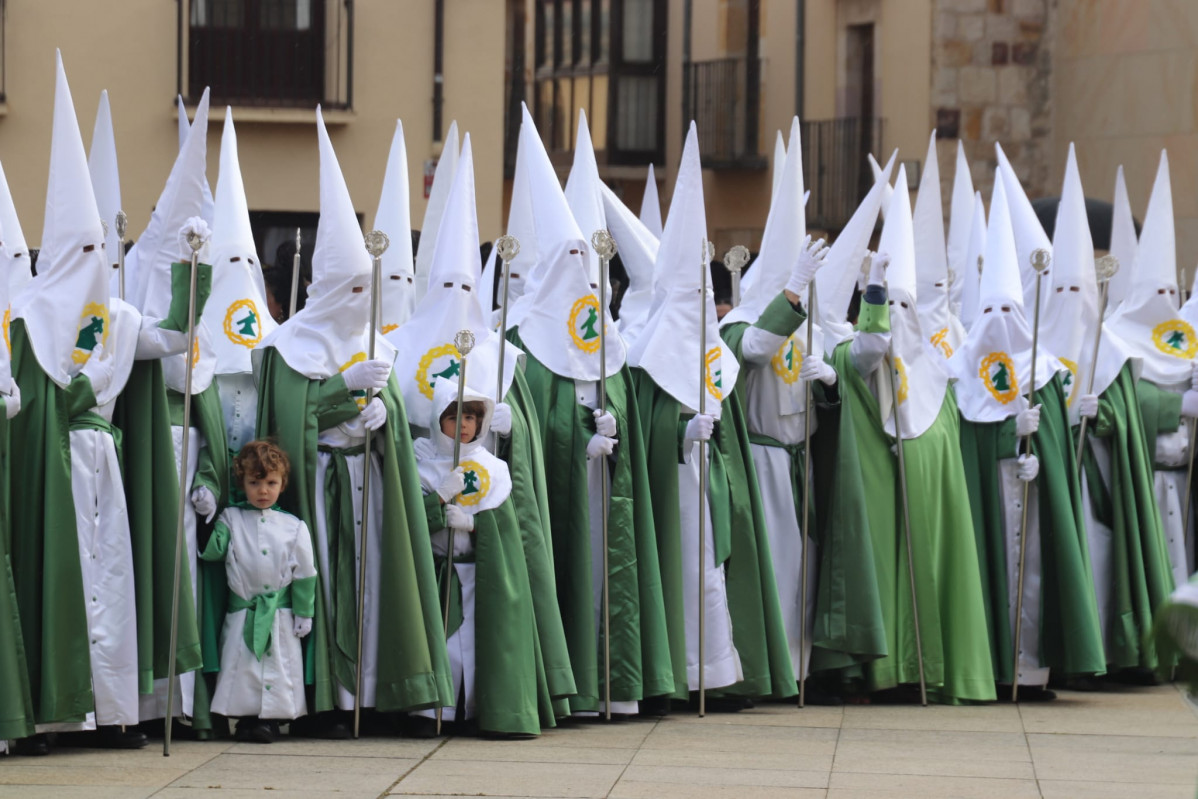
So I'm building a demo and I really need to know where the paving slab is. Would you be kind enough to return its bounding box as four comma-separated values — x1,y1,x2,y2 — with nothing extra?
168,752,416,794
388,759,625,797
619,763,829,789
1037,779,1195,799
842,703,1024,732
828,771,1041,798
431,738,637,765
609,782,827,798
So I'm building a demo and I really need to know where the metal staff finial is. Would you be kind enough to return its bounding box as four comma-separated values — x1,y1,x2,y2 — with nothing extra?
496,234,520,263
365,229,391,259
592,229,617,261
115,211,129,301
1031,248,1051,274
1096,254,1119,283
289,228,303,319
724,245,749,307
115,210,128,240
454,329,476,357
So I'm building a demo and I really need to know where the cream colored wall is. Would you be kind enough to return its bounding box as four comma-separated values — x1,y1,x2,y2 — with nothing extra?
0,1,507,252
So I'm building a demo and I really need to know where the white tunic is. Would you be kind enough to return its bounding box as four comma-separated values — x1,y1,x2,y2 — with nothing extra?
1080,437,1115,655
216,372,258,454
206,505,316,720
998,459,1049,687
415,529,477,722
1151,386,1195,588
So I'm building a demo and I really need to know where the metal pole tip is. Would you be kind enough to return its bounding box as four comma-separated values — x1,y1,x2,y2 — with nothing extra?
364,230,391,258
496,234,521,262
1096,254,1120,282
115,211,128,239
454,329,476,356
1031,248,1051,274
591,229,617,260
724,245,750,274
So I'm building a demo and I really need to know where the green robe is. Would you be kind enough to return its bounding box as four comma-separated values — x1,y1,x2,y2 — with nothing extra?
721,294,887,674
960,374,1106,682
255,347,453,713
629,368,798,700
510,330,676,710
0,404,35,739
830,300,995,703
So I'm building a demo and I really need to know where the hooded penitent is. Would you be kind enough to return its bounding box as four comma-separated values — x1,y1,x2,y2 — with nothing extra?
959,191,987,330
1107,165,1138,315
564,110,610,296
259,106,395,380
0,163,32,298
640,162,664,239
997,144,1054,314
1106,151,1194,387
875,168,949,440
946,140,974,314
626,122,736,413
373,120,417,333
390,133,521,431
415,378,511,514
508,108,626,380
201,109,276,377
948,170,1063,423
1041,144,1135,423
13,51,112,389
913,132,964,359
602,181,659,344
414,121,459,304
88,90,123,293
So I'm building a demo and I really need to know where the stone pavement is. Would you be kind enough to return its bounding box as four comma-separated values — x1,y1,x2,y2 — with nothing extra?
1,685,1196,798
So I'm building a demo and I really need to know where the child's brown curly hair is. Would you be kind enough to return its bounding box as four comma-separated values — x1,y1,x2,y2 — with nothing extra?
233,439,291,490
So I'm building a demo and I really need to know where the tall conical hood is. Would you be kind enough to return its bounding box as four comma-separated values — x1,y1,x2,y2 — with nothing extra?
626,122,737,414
946,140,974,312
564,109,607,287
414,120,458,303
503,103,588,330
996,143,1053,312
259,106,392,380
0,164,32,297
177,95,189,151
601,181,659,344
817,151,894,354
14,51,112,388
770,129,786,204
1042,143,1134,418
1108,150,1193,385
176,94,215,224
88,90,122,290
373,120,417,332
912,131,962,358
722,116,805,329
1106,165,1137,313
201,108,276,376
948,169,1063,422
640,163,663,238
390,134,521,427
959,191,986,330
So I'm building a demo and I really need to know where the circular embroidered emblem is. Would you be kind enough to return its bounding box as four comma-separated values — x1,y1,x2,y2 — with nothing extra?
930,327,954,358
568,296,603,354
705,347,724,402
1152,319,1198,359
339,352,369,409
1059,357,1079,406
455,459,491,507
223,298,264,348
3,307,10,357
770,335,803,385
72,302,110,364
892,356,909,404
979,351,1019,404
416,343,462,400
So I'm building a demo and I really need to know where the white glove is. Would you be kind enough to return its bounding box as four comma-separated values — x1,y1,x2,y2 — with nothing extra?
593,409,617,438
293,616,313,638
798,356,837,386
491,402,513,437
178,216,212,253
3,384,20,420
867,251,891,287
1183,390,1198,419
79,343,116,397
1191,360,1198,392
1016,453,1040,482
342,359,392,391
586,434,618,459
685,413,715,443
359,396,387,431
1015,405,1041,437
437,467,465,503
1076,394,1099,420
190,486,217,523
784,235,829,297
446,503,475,532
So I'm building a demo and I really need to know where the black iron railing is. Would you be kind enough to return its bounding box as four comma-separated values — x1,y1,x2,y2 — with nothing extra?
181,0,353,109
801,117,885,231
685,57,764,169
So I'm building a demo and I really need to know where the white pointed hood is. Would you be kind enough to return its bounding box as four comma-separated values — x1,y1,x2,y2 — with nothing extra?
13,52,112,388
1041,144,1135,421
946,140,974,313
601,181,659,344
640,163,663,238
912,131,963,359
959,191,987,330
478,243,498,324
996,144,1053,313
88,90,123,293
390,134,522,431
869,152,895,220
626,122,738,414
564,109,608,288
176,95,215,224
948,170,1063,422
770,129,786,204
414,121,459,304
816,151,894,355
722,116,806,329
877,168,949,439
1106,165,1137,314
201,109,276,377
0,163,32,297
373,120,417,332
1107,150,1193,386
258,106,395,380
414,378,511,512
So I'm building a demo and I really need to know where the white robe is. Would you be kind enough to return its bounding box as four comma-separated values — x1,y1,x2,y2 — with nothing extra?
208,505,315,720
415,530,477,722
1152,386,1195,588
1080,437,1115,655
998,459,1049,688
216,372,259,454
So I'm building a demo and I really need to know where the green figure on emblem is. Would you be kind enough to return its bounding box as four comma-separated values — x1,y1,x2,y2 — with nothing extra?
580,307,600,341
75,316,104,351
992,361,1011,392
462,470,480,495
236,309,257,337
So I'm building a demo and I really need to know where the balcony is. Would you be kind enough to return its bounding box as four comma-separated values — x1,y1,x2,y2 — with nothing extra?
179,0,353,110
684,57,764,170
801,117,885,231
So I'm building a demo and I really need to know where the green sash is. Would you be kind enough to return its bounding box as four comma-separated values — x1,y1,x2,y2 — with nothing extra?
229,585,292,659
